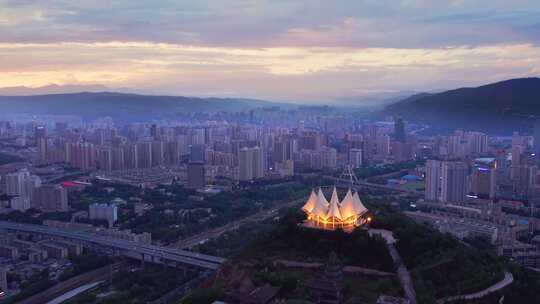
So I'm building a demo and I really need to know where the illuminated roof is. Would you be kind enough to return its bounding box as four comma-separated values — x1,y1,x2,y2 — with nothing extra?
326,187,343,220
302,190,318,213
352,191,368,215
312,188,330,219
302,187,368,222
339,189,356,219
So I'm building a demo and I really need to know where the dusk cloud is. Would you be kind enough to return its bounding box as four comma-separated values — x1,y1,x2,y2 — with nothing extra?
0,0,539,101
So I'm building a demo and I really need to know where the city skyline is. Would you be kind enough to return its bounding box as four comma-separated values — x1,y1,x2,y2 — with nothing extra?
1,0,539,101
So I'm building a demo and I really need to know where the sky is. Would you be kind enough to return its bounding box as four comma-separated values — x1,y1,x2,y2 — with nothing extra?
0,0,539,102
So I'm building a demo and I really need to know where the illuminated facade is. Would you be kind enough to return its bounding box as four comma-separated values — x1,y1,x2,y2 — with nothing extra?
302,187,370,229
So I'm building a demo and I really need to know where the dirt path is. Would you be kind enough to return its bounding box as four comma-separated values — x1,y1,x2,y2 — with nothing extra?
437,271,513,303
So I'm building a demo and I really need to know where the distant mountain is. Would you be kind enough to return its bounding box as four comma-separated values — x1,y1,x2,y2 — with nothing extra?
0,92,293,122
0,84,114,96
334,90,421,109
384,78,540,134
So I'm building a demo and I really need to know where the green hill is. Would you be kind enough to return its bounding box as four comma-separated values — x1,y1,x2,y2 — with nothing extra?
384,78,540,134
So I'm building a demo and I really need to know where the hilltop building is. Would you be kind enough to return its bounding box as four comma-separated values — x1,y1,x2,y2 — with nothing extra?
302,187,370,230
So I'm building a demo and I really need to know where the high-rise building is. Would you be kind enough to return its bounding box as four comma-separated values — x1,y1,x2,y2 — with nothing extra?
5,169,29,197
425,160,442,202
163,140,180,165
97,148,112,171
348,148,363,168
375,135,390,159
32,185,68,212
440,161,468,203
275,160,294,177
5,169,41,210
511,144,525,181
347,133,363,150
299,131,322,150
190,128,206,145
204,127,213,145
534,120,540,165
89,203,118,227
391,141,414,162
507,140,537,197
187,162,205,189
238,146,265,181
320,146,337,169
189,144,206,163
136,141,153,168
467,132,488,155
252,146,265,179
393,117,406,143
36,137,48,162
272,137,295,165
94,128,107,145
513,162,537,197
446,134,463,157
471,158,497,199
123,144,138,169
65,142,97,170
150,124,159,139
111,147,125,171
0,267,7,296
151,140,164,166
35,125,48,162
176,135,189,156
34,125,46,138
10,197,30,211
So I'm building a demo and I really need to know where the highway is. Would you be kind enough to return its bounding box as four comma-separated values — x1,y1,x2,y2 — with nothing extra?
331,176,423,195
174,176,423,250
175,197,306,249
17,264,122,304
295,172,423,195
0,221,225,270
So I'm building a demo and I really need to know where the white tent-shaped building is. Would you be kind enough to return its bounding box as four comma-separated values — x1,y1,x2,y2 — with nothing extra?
302,187,370,228
310,188,330,220
352,191,368,216
302,189,318,213
339,189,357,220
326,187,343,226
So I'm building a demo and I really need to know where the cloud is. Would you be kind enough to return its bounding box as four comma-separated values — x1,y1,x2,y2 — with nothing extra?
0,1,539,100
1,1,539,48
0,41,538,101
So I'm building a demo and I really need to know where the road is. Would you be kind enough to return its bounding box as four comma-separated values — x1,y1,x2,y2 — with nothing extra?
370,228,417,304
47,280,104,304
437,271,514,303
295,172,423,195
0,221,225,270
18,263,122,304
368,229,416,304
174,198,306,249
330,176,423,196
175,172,423,250
387,243,417,304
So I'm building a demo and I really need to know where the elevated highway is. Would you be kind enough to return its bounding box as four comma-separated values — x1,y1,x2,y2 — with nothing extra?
0,221,225,270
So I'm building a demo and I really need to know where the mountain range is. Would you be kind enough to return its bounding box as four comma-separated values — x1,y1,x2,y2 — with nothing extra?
1,78,539,132
384,77,540,134
0,84,115,96
0,92,292,122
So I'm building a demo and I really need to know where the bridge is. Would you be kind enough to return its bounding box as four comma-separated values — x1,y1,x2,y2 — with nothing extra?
332,176,423,195
0,221,225,270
